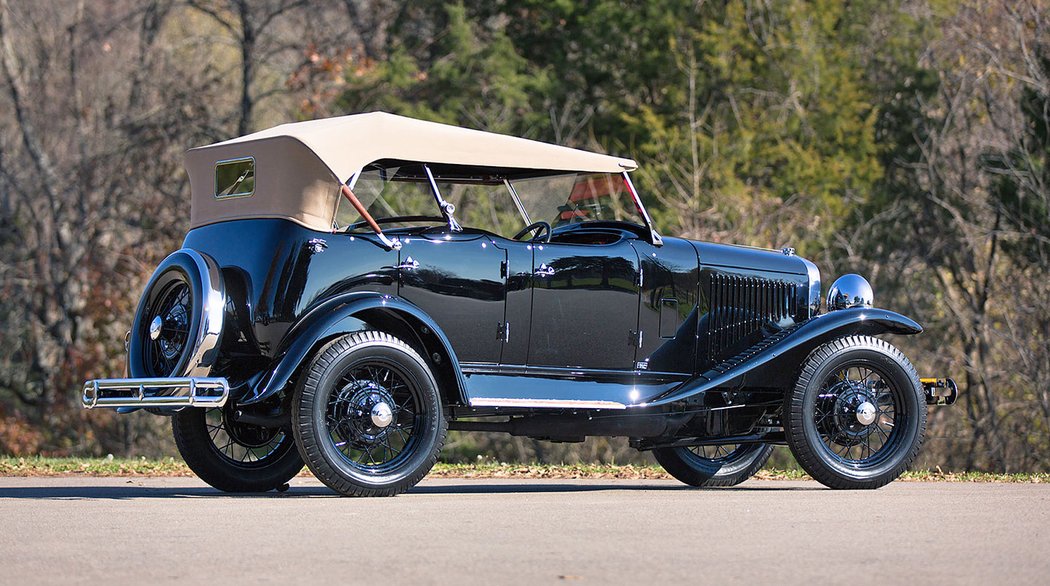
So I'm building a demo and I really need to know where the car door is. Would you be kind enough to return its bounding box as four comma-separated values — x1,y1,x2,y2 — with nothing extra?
396,230,507,365
526,234,641,370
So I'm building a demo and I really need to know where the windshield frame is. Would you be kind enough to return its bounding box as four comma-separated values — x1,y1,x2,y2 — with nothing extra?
621,171,663,246
343,164,662,246
507,171,662,245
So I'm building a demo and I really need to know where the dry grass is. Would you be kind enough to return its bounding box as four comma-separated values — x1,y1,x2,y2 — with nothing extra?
0,457,1046,482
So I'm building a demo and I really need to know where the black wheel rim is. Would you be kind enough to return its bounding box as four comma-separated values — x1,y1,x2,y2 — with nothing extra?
686,444,748,464
813,363,903,468
205,407,289,468
324,360,423,475
142,278,192,376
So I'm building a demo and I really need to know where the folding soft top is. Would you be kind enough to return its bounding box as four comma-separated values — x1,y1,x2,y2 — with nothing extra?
184,112,637,231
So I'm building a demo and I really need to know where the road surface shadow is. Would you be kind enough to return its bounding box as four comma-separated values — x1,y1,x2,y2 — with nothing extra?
408,483,816,494
0,480,817,500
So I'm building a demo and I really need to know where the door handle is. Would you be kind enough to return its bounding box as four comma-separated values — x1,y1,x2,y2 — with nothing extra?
534,264,555,277
396,256,420,270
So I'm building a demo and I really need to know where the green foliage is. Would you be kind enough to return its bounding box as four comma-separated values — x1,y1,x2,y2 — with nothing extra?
336,2,551,134
630,0,891,247
337,0,927,253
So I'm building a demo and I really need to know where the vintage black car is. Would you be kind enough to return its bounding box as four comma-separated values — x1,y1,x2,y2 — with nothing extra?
82,112,957,495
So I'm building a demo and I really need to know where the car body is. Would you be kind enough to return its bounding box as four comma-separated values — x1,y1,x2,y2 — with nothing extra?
82,112,957,494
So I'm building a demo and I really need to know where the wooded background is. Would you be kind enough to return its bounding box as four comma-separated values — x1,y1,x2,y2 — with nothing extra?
1,0,1047,472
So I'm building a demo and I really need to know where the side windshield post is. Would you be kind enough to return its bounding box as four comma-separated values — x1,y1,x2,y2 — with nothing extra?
422,164,462,232
332,171,361,231
622,171,663,246
503,178,531,225
339,178,401,251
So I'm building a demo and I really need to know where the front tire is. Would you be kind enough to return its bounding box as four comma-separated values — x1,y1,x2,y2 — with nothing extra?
785,335,926,489
293,332,447,497
654,443,773,487
172,406,303,492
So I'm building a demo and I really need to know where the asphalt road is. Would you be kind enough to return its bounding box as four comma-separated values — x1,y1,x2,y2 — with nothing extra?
0,476,1046,585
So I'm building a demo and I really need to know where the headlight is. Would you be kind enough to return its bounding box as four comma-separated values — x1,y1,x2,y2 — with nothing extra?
827,274,874,311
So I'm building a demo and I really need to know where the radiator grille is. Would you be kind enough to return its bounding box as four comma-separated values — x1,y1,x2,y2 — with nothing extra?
707,273,801,361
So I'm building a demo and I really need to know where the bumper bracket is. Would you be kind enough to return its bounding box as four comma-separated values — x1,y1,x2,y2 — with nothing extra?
920,377,958,406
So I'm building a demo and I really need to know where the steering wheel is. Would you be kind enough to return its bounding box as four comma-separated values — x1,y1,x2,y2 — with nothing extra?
512,221,552,242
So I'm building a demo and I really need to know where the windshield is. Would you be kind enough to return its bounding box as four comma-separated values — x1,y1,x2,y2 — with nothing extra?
510,172,644,228
335,164,437,229
336,165,646,237
335,163,524,237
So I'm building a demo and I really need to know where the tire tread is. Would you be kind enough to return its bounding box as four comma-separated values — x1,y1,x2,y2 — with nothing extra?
653,444,773,487
172,409,303,493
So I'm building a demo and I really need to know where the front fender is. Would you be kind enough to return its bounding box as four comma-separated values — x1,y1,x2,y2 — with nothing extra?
646,308,922,407
238,292,466,406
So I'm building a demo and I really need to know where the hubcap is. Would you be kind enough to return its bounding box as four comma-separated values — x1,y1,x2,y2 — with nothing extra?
149,315,164,340
856,401,876,425
370,402,393,428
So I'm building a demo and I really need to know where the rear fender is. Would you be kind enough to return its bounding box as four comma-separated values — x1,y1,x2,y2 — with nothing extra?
237,292,466,406
647,308,922,407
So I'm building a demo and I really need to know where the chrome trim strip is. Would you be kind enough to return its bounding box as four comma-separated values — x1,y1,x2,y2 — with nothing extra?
798,255,822,317
468,397,627,410
459,363,688,382
183,249,226,377
81,377,229,409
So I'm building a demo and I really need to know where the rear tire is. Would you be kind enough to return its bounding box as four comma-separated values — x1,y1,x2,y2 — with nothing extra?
654,443,773,487
785,335,926,489
172,406,303,492
292,332,446,497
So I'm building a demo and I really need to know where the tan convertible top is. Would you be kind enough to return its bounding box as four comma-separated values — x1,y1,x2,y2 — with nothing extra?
185,112,638,231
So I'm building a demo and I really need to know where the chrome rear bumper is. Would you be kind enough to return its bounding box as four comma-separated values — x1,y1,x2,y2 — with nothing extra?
81,377,229,409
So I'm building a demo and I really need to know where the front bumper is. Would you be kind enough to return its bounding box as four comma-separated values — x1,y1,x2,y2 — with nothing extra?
81,377,229,409
921,378,959,406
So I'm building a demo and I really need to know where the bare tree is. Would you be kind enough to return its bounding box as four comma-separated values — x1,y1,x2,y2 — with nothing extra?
845,0,1050,471
0,0,264,453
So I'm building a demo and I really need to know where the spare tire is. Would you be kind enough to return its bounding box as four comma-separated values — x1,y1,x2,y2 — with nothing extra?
128,249,225,379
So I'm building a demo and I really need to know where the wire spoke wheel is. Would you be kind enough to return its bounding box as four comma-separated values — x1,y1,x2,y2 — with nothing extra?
172,402,303,493
129,249,225,383
785,335,926,490
143,280,192,376
813,364,902,468
204,407,289,467
294,332,447,497
655,442,773,487
688,444,743,461
324,362,422,474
